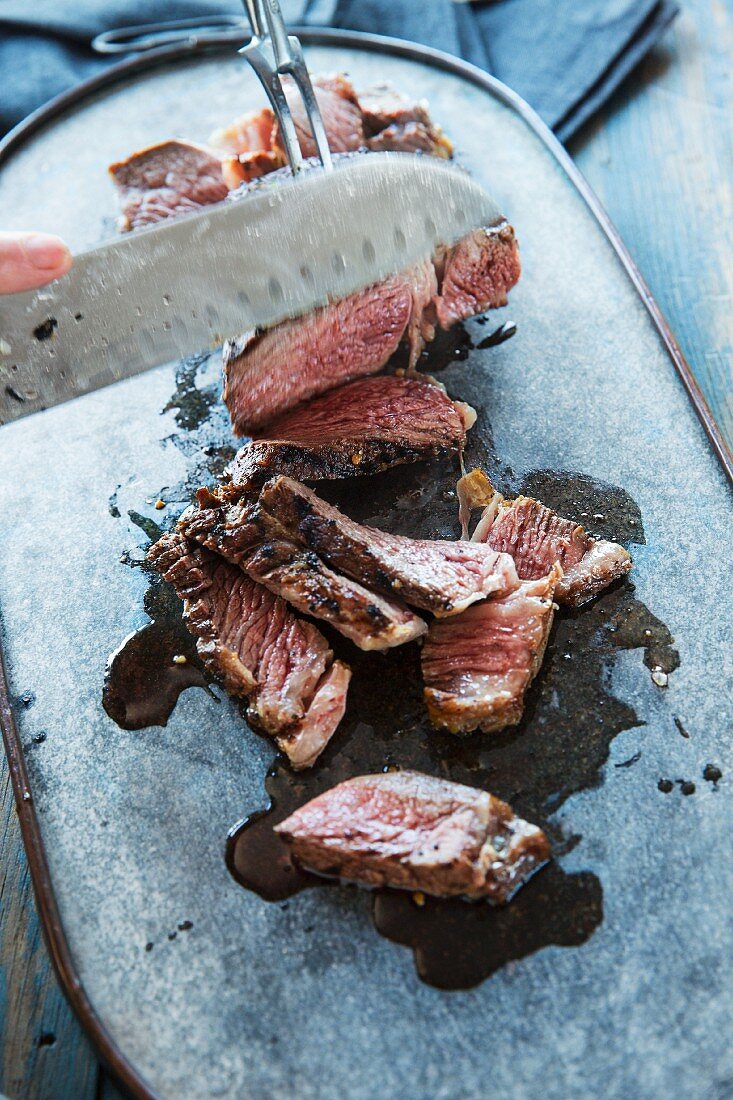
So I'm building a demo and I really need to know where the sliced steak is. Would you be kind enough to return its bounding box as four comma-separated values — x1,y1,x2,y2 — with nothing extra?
147,530,350,768
222,224,519,436
275,770,550,901
258,476,520,616
357,82,432,134
178,489,268,567
229,374,475,486
108,140,229,231
422,564,561,734
367,120,452,156
208,107,278,156
434,225,522,328
281,74,365,157
245,538,427,651
222,262,437,434
179,492,425,651
356,82,452,156
464,471,632,606
214,75,364,185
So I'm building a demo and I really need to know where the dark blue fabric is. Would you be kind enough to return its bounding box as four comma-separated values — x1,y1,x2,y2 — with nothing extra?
0,0,678,141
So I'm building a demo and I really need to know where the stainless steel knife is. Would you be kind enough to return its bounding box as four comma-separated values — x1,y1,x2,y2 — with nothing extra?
0,153,504,426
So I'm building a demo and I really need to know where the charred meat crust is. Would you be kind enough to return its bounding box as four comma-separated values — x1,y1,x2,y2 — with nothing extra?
178,491,426,651
231,437,452,485
146,530,351,768
257,477,520,617
228,374,473,484
275,770,550,902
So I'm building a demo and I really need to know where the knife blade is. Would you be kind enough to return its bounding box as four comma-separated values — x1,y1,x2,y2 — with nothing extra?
0,152,504,425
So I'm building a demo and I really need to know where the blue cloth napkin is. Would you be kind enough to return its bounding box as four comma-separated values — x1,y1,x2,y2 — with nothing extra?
0,0,678,140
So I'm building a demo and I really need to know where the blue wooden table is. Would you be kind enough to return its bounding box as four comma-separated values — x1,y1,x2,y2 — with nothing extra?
1,2,731,1096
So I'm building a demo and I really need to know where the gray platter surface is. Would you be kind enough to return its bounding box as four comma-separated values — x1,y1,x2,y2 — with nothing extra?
0,32,731,1100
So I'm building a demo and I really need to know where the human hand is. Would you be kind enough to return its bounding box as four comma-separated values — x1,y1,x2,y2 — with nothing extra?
0,231,72,294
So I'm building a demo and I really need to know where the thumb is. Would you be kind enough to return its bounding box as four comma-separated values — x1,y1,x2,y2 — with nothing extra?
0,232,72,294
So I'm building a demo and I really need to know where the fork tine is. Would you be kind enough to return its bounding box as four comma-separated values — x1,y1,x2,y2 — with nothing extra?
240,0,333,173
283,38,333,171
241,40,304,172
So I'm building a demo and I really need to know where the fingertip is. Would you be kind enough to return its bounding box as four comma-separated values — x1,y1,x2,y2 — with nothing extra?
23,233,72,276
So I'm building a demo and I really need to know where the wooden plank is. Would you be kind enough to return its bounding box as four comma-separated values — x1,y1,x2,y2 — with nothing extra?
0,769,97,1100
570,0,733,452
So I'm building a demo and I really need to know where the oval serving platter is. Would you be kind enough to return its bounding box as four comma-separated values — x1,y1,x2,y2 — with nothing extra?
1,31,732,1100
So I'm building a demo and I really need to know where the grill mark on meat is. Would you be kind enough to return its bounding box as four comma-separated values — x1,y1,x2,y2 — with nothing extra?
463,471,632,606
108,140,229,231
147,530,350,768
222,263,437,434
275,770,550,902
238,539,427,652
422,564,561,734
258,477,520,616
178,491,426,650
229,375,474,486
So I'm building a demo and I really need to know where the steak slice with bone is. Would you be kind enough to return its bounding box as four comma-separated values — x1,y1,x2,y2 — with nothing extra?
257,476,520,616
178,494,426,651
229,374,475,486
422,564,561,734
460,470,632,606
147,530,350,768
275,770,550,902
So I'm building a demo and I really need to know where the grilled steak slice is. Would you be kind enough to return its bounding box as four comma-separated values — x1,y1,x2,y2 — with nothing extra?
212,75,364,185
275,770,550,901
281,74,365,157
464,471,632,607
147,530,350,768
434,225,522,328
229,374,475,486
245,538,427,651
108,140,229,231
367,121,452,156
209,106,278,156
179,492,426,650
178,490,268,567
258,477,519,616
222,222,519,436
223,262,437,434
422,564,561,734
357,82,453,157
357,82,433,134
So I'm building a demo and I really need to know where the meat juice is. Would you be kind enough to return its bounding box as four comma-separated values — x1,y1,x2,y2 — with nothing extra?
104,345,678,988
